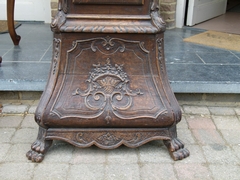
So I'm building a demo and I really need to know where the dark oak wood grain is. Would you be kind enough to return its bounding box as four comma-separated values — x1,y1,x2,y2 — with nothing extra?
26,0,189,163
0,0,21,65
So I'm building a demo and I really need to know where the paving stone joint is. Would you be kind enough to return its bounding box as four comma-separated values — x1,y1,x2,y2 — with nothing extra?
0,100,240,179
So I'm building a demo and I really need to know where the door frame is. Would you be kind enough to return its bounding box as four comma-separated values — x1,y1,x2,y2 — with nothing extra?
176,0,187,28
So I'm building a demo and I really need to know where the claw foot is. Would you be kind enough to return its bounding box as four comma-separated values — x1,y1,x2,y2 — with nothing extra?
26,127,52,163
26,150,44,162
172,148,190,161
31,139,50,153
163,138,190,161
26,139,52,162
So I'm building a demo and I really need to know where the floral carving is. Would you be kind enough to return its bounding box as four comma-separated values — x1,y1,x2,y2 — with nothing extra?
72,58,143,123
97,133,121,146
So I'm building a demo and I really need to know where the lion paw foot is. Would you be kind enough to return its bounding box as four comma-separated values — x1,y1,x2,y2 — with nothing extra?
172,148,190,161
26,138,52,162
26,150,44,163
164,138,184,151
163,138,190,161
31,140,47,153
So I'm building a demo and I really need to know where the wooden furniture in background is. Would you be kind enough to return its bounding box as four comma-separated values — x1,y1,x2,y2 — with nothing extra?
26,0,190,163
0,0,21,66
7,0,21,45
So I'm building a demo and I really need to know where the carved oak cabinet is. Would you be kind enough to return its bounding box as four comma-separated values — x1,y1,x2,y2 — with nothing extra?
26,0,190,162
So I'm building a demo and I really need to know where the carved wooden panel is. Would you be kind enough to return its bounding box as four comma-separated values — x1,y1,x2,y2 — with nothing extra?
49,36,168,126
73,0,144,5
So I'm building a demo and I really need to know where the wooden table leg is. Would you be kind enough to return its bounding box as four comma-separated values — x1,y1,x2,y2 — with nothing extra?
7,0,21,45
0,56,2,66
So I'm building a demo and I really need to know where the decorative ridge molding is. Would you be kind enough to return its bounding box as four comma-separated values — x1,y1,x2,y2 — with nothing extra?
51,0,166,33
66,14,151,20
59,21,160,33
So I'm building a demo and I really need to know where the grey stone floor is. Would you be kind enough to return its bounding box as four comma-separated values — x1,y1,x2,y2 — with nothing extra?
0,22,240,93
0,100,240,180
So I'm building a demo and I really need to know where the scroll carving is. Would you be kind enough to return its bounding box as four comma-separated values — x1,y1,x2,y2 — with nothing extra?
91,36,126,54
72,58,143,123
51,2,67,33
151,0,166,31
70,37,149,55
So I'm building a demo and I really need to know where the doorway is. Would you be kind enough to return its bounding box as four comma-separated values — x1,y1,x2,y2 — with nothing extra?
185,0,228,26
193,1,240,34
176,0,240,34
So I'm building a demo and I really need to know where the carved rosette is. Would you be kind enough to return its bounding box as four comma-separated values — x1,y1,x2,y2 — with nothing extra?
73,58,143,123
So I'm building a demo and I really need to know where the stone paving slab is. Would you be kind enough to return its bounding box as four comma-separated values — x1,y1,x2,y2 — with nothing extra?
174,163,213,180
0,102,240,180
2,104,29,114
33,164,69,180
208,107,236,116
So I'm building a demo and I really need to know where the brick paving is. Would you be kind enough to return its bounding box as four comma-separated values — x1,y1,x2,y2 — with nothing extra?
0,101,240,180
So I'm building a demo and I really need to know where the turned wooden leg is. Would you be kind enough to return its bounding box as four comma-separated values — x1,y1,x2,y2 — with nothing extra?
26,126,52,163
7,0,21,45
163,126,190,161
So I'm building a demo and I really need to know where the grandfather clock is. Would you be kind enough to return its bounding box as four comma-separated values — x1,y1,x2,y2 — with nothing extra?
26,0,189,162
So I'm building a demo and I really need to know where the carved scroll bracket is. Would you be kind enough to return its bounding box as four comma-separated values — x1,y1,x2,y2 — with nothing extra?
151,0,166,32
51,1,67,33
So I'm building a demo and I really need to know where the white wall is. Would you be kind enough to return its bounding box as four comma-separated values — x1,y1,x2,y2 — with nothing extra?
0,0,51,23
